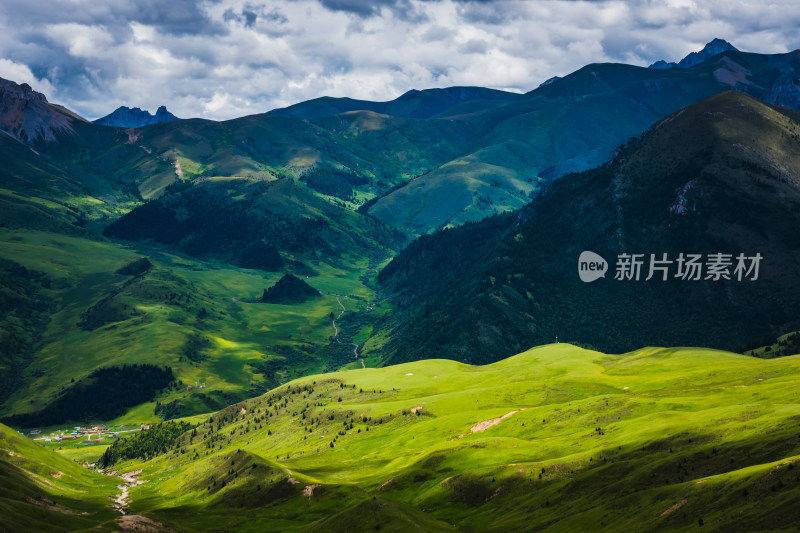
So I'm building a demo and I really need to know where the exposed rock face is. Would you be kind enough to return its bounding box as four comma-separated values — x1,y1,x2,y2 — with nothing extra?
0,77,78,145
93,105,180,128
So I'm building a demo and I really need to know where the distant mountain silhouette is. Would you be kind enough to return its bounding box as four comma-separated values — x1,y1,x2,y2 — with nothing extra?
93,105,179,128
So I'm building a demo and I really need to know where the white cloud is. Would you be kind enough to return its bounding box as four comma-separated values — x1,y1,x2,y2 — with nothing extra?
203,91,231,114
0,0,797,120
45,23,115,58
0,58,57,96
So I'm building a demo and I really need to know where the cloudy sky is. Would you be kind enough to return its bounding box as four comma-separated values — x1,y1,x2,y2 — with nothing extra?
0,0,797,121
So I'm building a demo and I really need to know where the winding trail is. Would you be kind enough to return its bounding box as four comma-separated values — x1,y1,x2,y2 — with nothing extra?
332,297,366,368
109,469,176,531
88,466,168,532
112,469,144,515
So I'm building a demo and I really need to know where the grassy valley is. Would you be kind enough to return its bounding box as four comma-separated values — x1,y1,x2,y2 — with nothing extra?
0,227,390,428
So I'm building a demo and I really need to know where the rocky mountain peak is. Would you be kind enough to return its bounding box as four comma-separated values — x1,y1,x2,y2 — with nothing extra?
0,77,75,145
649,38,738,70
93,105,180,128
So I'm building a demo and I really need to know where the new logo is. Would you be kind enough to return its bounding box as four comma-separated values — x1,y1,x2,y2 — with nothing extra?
578,251,608,283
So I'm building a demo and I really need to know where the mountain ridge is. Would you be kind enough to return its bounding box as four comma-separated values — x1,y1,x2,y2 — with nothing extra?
366,47,800,235
268,85,520,120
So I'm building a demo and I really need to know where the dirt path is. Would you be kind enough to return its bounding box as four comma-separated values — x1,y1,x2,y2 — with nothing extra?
470,409,525,433
173,159,184,180
116,514,172,532
98,468,169,531
659,498,687,517
332,297,366,368
112,469,144,515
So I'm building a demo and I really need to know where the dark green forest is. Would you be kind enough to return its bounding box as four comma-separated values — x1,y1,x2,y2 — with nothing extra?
99,420,192,467
2,364,176,427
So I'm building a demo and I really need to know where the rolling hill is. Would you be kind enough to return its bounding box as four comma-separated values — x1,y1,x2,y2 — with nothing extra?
103,177,405,271
376,91,800,364
6,343,800,531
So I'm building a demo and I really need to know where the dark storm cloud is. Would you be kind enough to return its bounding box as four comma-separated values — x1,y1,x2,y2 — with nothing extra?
318,0,407,17
454,0,523,25
319,0,432,22
243,10,259,27
224,5,282,28
114,0,227,35
1,0,226,37
317,0,499,20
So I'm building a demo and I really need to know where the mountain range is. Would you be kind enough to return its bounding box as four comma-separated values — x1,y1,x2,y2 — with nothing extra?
3,41,800,237
0,38,799,451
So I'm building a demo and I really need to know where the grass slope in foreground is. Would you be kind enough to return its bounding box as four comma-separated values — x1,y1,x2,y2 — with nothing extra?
94,344,800,532
0,422,119,531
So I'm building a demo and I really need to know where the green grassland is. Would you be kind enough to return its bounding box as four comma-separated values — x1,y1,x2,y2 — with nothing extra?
49,343,800,532
0,227,387,426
